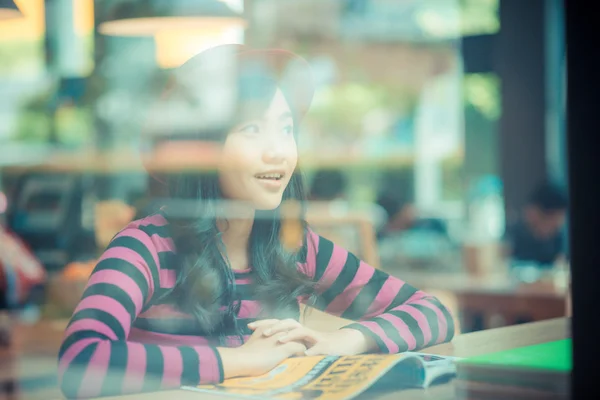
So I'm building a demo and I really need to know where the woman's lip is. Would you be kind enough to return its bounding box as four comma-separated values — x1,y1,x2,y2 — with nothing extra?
255,177,284,190
254,174,285,179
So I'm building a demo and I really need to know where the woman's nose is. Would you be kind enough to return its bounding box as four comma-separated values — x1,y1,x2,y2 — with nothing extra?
262,148,285,164
262,138,286,164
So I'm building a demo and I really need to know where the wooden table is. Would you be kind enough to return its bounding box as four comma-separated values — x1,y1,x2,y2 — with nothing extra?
97,317,570,400
392,269,568,333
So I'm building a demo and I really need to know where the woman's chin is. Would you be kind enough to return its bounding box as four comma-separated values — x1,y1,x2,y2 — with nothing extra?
252,196,284,211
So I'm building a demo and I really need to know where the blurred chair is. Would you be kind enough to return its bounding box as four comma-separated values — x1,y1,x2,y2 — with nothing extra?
305,203,380,268
44,200,136,319
5,172,89,271
302,204,381,331
94,200,136,250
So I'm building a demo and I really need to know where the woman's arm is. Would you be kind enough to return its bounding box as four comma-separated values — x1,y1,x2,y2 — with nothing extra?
299,230,455,354
57,227,224,398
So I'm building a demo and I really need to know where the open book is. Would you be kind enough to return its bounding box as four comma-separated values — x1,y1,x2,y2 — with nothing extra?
182,352,458,400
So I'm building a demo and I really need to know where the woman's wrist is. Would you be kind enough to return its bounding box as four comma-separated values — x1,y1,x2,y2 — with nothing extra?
337,327,378,354
217,346,251,379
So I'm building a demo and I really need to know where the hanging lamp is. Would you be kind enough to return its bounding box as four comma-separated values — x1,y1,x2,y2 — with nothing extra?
0,0,23,21
98,0,245,37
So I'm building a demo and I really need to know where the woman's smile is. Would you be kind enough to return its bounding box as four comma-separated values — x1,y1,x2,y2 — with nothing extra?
254,170,286,191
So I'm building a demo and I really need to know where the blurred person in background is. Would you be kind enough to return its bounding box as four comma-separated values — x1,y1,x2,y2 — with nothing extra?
504,181,568,269
308,169,347,202
376,191,454,269
307,168,385,228
0,189,47,346
57,44,454,398
0,189,9,346
376,192,449,240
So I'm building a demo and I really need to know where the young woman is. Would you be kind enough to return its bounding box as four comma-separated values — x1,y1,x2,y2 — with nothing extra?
57,45,455,398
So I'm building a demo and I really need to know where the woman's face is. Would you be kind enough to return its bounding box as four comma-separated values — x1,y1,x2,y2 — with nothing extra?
218,88,298,210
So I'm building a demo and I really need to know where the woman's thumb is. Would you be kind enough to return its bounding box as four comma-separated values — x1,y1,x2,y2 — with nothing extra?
304,345,324,357
284,341,307,356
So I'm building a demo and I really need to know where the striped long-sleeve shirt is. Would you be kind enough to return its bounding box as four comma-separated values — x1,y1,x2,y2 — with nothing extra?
58,212,454,398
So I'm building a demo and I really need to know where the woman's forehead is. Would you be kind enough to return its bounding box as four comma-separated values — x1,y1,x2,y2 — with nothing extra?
264,90,293,117
236,88,295,124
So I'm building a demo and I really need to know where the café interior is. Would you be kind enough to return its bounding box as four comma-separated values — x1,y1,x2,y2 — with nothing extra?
0,0,570,399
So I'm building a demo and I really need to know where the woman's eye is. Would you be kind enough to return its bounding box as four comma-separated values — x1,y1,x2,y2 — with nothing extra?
240,124,260,134
282,125,294,135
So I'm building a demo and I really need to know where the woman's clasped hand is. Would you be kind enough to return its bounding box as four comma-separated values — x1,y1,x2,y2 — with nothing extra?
249,318,376,356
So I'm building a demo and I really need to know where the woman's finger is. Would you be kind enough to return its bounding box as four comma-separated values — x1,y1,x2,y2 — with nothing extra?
263,319,301,336
277,327,320,345
304,343,327,356
280,341,307,357
247,319,280,330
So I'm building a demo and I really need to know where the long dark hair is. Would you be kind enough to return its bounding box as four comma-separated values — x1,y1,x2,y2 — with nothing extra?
152,47,317,339
162,171,315,338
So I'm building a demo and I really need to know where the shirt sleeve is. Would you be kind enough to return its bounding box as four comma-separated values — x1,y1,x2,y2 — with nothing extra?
57,227,223,399
299,230,455,354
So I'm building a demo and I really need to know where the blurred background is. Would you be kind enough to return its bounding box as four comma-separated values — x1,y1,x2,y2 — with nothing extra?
0,0,568,397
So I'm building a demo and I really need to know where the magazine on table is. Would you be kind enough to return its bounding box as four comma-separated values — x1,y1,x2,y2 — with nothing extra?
182,352,459,399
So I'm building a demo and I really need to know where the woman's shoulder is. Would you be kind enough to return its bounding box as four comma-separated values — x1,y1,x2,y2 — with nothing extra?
126,211,169,231
117,212,175,252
